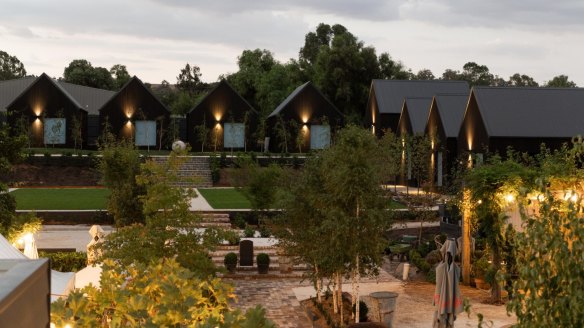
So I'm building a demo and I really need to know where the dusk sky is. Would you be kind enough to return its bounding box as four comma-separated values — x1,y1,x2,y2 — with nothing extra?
1,0,583,85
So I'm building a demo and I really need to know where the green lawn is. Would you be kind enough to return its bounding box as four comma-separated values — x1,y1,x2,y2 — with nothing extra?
12,188,110,210
197,188,251,209
388,199,408,209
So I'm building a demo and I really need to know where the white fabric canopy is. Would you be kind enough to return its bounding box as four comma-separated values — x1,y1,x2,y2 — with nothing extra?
0,233,76,302
75,264,102,289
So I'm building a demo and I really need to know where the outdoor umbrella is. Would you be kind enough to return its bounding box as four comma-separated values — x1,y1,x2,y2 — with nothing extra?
23,232,39,259
432,239,463,328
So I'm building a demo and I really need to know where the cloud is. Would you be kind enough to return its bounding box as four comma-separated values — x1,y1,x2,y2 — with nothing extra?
400,0,584,30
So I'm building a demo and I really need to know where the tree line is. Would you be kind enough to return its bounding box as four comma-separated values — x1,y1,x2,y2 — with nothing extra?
1,22,579,122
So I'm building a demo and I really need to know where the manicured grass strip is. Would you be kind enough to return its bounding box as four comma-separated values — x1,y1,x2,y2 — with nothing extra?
197,188,251,209
388,199,408,209
12,188,110,210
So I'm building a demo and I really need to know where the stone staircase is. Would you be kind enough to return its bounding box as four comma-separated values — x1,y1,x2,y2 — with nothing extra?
210,244,308,272
197,213,231,229
150,156,213,188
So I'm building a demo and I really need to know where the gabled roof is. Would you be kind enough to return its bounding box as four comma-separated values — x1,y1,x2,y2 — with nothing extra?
188,79,257,114
433,94,468,138
6,73,86,111
1,74,117,115
0,76,37,110
58,81,115,115
472,87,584,138
402,97,432,134
99,76,170,114
268,81,341,118
370,79,469,115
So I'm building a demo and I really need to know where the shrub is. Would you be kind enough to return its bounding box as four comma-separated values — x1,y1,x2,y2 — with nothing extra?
223,230,241,246
224,252,238,266
425,250,442,266
259,225,271,238
244,225,255,238
256,253,270,266
40,251,87,272
409,249,431,272
233,214,246,229
209,156,221,183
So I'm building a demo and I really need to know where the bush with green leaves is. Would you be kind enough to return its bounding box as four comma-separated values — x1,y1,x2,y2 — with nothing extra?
244,225,255,238
40,251,86,272
223,229,241,245
224,252,238,266
256,253,270,266
98,138,145,226
51,258,276,328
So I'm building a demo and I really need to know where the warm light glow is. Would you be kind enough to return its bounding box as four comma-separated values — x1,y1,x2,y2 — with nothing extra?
505,194,515,203
126,120,132,126
50,323,56,328
467,138,472,151
213,109,223,122
33,106,42,117
431,140,435,150
64,324,72,328
23,232,33,243
301,114,309,124
564,191,578,202
215,122,222,130
302,124,308,131
371,125,375,135
477,200,482,204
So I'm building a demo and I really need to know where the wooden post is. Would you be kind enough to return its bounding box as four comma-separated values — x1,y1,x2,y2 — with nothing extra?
462,188,472,285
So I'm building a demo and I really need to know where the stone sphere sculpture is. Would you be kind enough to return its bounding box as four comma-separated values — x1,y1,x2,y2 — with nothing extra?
172,140,186,152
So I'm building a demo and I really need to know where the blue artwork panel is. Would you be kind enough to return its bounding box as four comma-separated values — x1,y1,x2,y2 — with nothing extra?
224,123,245,148
44,118,66,144
135,121,157,146
310,125,330,149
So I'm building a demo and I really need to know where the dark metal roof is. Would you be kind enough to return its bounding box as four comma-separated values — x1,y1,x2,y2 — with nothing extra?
99,76,171,114
371,79,469,115
0,76,36,111
269,82,310,117
472,87,584,138
268,81,341,118
188,79,257,115
433,94,468,138
402,97,432,134
58,81,115,115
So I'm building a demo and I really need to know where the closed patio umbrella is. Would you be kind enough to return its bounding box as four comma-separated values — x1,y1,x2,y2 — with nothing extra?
433,239,463,328
23,232,38,259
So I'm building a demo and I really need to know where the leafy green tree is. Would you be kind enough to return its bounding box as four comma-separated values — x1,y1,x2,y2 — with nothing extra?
171,90,197,115
0,125,26,232
176,63,203,94
545,74,577,87
63,59,115,90
0,50,26,80
497,144,582,327
507,73,539,87
110,64,131,90
408,134,432,192
99,148,223,276
379,52,411,80
277,125,390,323
465,155,530,303
98,139,145,226
379,129,403,192
51,258,276,327
413,68,435,80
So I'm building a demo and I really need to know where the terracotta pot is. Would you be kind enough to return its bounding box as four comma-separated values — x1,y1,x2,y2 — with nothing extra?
257,264,269,274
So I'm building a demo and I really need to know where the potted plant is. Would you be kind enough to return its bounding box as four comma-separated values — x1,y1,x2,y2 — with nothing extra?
224,252,238,273
256,253,270,274
472,254,491,289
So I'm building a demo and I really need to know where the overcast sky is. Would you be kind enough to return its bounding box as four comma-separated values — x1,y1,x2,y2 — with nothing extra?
1,0,583,86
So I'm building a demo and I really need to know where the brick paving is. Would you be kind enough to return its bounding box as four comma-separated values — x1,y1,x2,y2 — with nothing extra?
226,278,313,328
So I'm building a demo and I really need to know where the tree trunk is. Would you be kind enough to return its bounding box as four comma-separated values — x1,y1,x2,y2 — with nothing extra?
355,255,361,323
332,276,338,314
462,189,472,284
315,263,322,303
491,249,502,303
337,273,344,323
